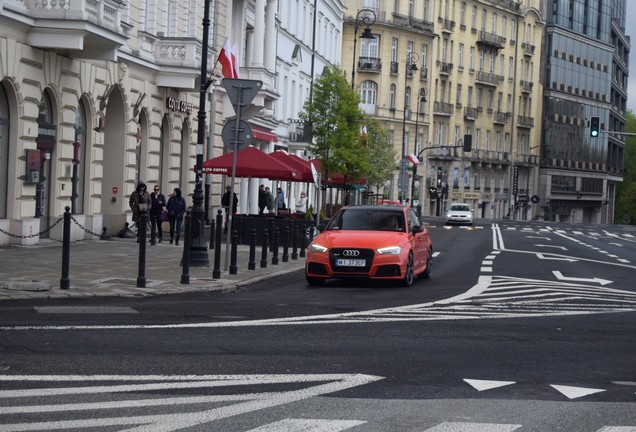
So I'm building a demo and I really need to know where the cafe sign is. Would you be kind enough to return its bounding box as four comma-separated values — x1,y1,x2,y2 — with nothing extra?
166,97,194,114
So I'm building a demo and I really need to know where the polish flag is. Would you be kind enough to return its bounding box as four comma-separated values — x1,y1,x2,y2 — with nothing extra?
217,38,239,79
408,153,420,165
360,125,367,138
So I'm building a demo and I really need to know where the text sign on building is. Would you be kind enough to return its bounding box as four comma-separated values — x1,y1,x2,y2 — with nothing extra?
166,97,194,114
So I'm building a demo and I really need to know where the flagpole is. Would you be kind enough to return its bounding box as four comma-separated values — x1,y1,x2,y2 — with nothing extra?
189,0,212,266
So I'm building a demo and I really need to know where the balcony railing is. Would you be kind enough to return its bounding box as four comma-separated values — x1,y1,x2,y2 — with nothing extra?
520,80,533,93
464,106,478,120
26,0,125,33
522,42,535,56
390,61,398,74
391,12,435,34
358,57,382,72
477,30,505,49
493,111,509,124
437,61,453,75
433,101,454,115
154,38,201,68
438,17,456,32
475,70,502,86
517,116,535,128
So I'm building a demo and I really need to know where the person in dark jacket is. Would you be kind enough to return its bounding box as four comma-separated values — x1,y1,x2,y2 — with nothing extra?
166,187,187,245
129,182,151,241
221,185,238,233
150,185,167,243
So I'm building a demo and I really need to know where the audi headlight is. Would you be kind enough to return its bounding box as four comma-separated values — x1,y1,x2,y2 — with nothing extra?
309,243,328,253
377,246,401,255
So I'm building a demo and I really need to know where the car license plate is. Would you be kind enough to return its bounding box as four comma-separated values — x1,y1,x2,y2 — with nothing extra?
336,258,366,267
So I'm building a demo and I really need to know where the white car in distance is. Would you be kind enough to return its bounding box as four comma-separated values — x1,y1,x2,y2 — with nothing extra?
445,203,473,226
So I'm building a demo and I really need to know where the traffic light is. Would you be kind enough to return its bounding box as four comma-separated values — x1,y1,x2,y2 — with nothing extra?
590,116,600,138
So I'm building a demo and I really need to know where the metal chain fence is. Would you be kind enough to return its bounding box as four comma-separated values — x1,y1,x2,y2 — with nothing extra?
0,217,63,239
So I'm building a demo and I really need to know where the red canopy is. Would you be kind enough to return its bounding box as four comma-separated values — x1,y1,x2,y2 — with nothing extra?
269,151,313,182
201,146,301,181
311,159,366,186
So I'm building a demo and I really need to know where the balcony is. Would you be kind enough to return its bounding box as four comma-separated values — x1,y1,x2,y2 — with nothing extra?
517,116,535,128
437,61,453,75
493,111,509,124
154,38,201,69
520,80,533,93
438,17,456,33
21,0,129,60
433,101,454,116
464,106,478,120
391,12,435,35
427,146,459,159
476,30,505,50
475,70,502,87
522,42,535,56
358,57,382,73
390,61,399,74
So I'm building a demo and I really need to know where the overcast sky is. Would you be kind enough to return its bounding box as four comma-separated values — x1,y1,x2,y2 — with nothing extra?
626,3,636,113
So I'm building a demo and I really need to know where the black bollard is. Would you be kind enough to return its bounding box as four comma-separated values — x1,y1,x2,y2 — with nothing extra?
299,223,306,258
229,230,238,275
137,212,147,288
291,224,299,260
180,211,191,284
60,206,71,290
282,226,290,263
272,227,280,265
269,220,275,252
100,227,112,241
260,229,269,268
150,214,157,245
212,209,223,279
248,229,257,270
209,216,215,250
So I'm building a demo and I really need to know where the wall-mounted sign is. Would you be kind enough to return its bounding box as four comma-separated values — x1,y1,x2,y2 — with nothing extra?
25,149,41,184
36,121,57,150
166,97,194,114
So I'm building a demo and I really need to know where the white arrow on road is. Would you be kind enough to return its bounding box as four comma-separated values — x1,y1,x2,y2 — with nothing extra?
463,379,516,392
552,271,613,286
526,236,551,240
534,244,567,250
536,253,578,262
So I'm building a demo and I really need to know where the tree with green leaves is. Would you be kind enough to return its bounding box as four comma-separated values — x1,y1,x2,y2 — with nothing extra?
363,118,396,193
299,66,369,187
614,109,636,224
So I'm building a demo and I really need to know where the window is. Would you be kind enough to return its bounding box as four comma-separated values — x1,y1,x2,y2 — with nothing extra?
460,2,466,27
471,6,477,29
499,55,505,76
456,84,462,104
458,43,464,68
508,56,513,78
491,13,497,34
360,80,377,104
504,132,510,153
486,130,491,151
423,0,429,21
510,19,515,42
405,86,411,109
487,90,493,109
469,46,475,70
0,83,9,219
420,44,427,67
389,84,396,109
501,16,506,37
481,9,487,31
391,38,398,62
361,35,379,58
467,86,473,106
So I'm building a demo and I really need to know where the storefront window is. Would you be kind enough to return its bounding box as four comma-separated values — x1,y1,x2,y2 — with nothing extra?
0,83,9,219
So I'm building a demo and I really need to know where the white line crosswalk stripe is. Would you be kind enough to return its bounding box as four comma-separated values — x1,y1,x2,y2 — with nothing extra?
421,422,521,431
246,419,366,432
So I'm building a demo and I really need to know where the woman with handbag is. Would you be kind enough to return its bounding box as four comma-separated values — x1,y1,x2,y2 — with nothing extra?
150,185,167,243
166,187,187,245
129,182,151,242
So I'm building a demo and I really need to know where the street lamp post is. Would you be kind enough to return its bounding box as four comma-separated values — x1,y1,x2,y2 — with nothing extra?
189,0,212,267
401,52,419,202
351,9,376,90
410,93,426,216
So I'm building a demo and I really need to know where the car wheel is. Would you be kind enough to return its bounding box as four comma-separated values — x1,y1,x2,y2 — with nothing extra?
420,247,432,279
402,252,415,287
306,275,325,287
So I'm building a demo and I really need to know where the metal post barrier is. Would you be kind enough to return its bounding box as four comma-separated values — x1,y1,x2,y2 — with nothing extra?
229,230,238,274
209,216,215,249
150,214,157,245
212,210,223,279
137,212,147,288
272,227,280,265
300,223,310,258
291,224,298,260
60,206,71,290
269,220,275,252
282,226,290,262
248,229,257,270
260,229,269,268
180,210,191,284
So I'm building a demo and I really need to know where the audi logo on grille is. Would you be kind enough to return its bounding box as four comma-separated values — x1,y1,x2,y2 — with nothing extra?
342,250,360,257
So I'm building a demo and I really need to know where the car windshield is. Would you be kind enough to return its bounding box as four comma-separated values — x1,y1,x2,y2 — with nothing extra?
326,208,406,232
450,205,470,212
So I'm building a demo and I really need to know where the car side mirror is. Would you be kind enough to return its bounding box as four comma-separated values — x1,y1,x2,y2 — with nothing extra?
317,223,326,232
412,225,424,234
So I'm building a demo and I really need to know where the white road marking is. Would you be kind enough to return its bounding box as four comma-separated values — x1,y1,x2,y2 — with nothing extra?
624,234,634,238
609,242,623,247
552,271,612,286
246,419,366,432
618,259,631,263
34,306,138,314
482,261,493,265
463,379,516,391
422,422,521,432
536,253,578,262
0,374,382,432
550,384,605,400
597,427,636,432
432,252,441,258
534,244,567,250
480,267,492,273
526,236,551,240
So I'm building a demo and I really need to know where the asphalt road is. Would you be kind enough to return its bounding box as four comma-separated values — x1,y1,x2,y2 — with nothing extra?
0,220,635,431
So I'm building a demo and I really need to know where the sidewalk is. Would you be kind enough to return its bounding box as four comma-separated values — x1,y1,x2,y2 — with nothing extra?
0,232,306,301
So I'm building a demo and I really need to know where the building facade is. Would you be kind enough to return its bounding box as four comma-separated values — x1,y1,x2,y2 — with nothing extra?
538,0,628,224
344,0,544,221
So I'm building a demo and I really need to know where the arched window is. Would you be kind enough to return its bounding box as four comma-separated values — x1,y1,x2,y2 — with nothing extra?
360,80,377,105
405,86,412,111
0,83,9,219
160,115,170,189
72,101,88,214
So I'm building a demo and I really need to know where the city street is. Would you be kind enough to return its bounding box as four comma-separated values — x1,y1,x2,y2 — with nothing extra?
0,219,635,431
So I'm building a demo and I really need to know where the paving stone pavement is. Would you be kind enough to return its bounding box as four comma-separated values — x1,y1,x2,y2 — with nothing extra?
0,232,305,301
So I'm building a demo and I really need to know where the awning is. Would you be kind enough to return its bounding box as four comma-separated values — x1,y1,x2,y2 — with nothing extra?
252,126,278,142
201,146,300,180
269,151,313,183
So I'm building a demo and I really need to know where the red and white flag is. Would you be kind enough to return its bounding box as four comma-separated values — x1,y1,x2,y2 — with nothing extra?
217,38,239,79
359,125,367,138
408,153,420,165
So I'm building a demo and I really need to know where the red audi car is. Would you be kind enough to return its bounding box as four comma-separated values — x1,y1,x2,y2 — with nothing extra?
305,205,433,287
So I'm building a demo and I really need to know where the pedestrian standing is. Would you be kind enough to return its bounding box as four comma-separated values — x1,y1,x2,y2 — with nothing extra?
275,187,286,214
265,187,274,213
258,184,267,215
166,187,186,245
295,191,307,217
129,182,151,242
150,185,167,243
221,185,238,233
